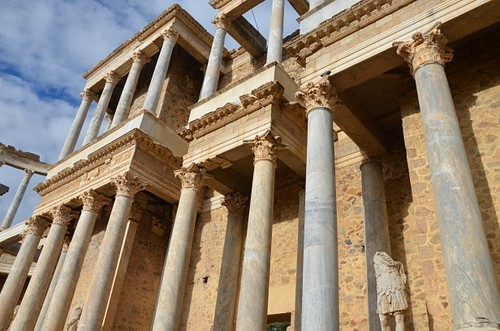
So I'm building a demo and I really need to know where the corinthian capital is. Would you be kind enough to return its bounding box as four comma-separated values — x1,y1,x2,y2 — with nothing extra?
394,23,453,75
161,28,179,42
174,163,207,191
23,216,49,237
295,76,339,113
131,50,149,65
112,172,146,197
81,89,97,101
222,192,248,215
79,190,111,212
105,71,121,85
51,205,78,226
246,130,284,163
213,13,231,30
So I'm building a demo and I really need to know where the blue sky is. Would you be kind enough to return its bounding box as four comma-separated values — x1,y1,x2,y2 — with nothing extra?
0,0,300,226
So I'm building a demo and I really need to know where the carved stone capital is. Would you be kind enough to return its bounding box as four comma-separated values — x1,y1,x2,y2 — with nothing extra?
105,71,120,85
222,192,248,215
23,216,48,237
213,13,231,30
51,205,77,226
79,190,111,212
174,163,207,191
295,76,339,113
81,89,97,102
131,50,149,65
112,172,146,197
161,28,179,42
394,23,453,75
246,131,284,163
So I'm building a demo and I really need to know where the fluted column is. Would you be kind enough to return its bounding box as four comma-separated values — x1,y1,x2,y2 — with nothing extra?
41,190,110,331
83,71,120,145
78,173,144,331
111,51,149,128
266,0,285,64
152,164,207,331
1,169,34,230
34,236,69,331
296,76,339,331
59,89,96,160
143,29,179,114
214,193,248,331
236,132,282,331
395,25,500,330
360,160,391,331
199,14,230,100
11,205,76,331
0,216,48,331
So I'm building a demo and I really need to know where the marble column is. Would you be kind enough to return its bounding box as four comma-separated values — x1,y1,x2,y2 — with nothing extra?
10,205,76,331
41,190,110,331
295,76,340,331
34,236,69,331
266,0,285,64
59,89,96,160
294,189,305,331
1,169,34,230
152,164,206,331
360,160,391,331
395,25,500,330
78,173,144,331
0,216,48,331
111,51,149,128
236,131,282,331
199,14,230,100
143,29,179,114
214,192,248,331
83,71,120,145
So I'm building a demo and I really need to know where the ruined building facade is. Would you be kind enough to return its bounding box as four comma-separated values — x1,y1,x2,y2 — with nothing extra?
0,0,499,330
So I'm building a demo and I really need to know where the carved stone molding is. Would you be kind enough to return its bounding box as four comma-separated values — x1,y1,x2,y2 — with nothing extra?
174,163,207,191
246,131,284,163
200,156,233,171
161,28,179,42
105,71,121,85
295,76,340,112
222,192,248,215
394,23,454,75
213,13,231,30
81,89,97,102
23,216,49,237
79,190,111,213
51,205,78,227
112,172,146,197
240,81,285,113
131,50,150,65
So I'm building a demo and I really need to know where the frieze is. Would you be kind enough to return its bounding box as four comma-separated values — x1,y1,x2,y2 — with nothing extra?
284,0,415,61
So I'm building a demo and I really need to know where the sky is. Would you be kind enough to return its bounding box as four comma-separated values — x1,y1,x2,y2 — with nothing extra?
0,0,301,226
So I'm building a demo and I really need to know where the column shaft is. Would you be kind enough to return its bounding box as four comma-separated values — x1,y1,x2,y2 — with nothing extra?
266,0,285,64
1,169,33,230
361,160,391,331
10,206,73,331
294,189,305,331
59,90,94,160
0,218,46,331
111,52,147,128
143,30,178,114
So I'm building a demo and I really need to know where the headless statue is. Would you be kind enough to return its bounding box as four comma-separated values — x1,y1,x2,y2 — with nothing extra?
374,251,409,331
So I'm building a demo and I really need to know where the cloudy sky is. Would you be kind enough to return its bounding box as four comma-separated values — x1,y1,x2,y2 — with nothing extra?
0,0,300,225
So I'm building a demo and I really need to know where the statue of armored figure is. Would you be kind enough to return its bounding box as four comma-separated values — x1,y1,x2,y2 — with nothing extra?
374,251,409,331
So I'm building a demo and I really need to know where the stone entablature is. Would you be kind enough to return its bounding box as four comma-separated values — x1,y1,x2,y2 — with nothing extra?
0,143,51,175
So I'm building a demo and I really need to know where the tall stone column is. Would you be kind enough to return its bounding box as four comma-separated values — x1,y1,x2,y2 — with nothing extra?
143,29,179,114
360,160,391,331
111,51,149,128
295,76,339,331
236,131,282,331
83,71,120,145
395,25,500,330
266,0,285,64
59,89,96,160
10,205,76,331
78,173,145,331
41,190,110,331
1,169,34,230
0,216,48,331
214,192,248,331
33,236,69,331
151,164,206,331
294,189,305,331
199,14,230,100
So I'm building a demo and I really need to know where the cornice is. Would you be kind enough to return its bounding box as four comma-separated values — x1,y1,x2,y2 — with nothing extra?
209,0,232,9
34,130,182,196
284,0,415,61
